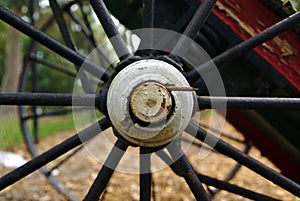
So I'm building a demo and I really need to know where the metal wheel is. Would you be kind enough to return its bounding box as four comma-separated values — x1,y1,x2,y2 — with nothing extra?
0,0,300,200
17,1,111,199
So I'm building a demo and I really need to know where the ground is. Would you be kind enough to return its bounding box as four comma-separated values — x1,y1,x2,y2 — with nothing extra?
0,114,299,201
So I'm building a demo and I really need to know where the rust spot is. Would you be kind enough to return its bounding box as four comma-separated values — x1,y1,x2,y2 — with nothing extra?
161,97,166,109
188,171,197,184
146,98,157,107
166,105,172,112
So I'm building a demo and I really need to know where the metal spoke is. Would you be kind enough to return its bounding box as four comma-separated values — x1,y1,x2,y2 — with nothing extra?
29,55,101,86
49,0,76,50
0,7,111,82
167,142,210,201
172,0,217,55
29,55,77,77
142,0,155,29
186,11,300,82
49,0,100,94
156,149,277,200
152,3,199,51
140,147,152,201
208,143,251,197
199,122,245,143
186,122,300,197
21,107,91,121
139,0,156,53
0,93,100,106
198,174,279,201
197,96,300,110
0,118,110,190
48,145,84,174
67,6,111,66
83,139,128,200
89,0,131,60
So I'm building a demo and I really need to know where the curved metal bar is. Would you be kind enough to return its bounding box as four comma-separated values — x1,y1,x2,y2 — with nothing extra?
185,122,300,197
0,118,110,191
0,7,111,82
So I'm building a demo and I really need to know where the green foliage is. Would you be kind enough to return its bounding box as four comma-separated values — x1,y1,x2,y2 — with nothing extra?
0,22,7,83
0,0,9,7
289,0,300,11
283,0,300,11
0,114,75,149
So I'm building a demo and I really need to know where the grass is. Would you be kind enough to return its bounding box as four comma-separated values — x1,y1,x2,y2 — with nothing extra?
0,114,75,149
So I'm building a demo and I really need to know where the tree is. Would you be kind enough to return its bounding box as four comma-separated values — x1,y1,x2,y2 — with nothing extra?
0,27,23,93
0,1,23,93
0,1,24,116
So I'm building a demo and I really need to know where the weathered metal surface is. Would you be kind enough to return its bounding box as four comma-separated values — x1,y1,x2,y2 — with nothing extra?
212,0,300,91
130,82,173,124
107,59,195,147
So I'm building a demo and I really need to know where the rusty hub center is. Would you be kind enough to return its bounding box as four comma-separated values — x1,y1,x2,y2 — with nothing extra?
130,82,172,124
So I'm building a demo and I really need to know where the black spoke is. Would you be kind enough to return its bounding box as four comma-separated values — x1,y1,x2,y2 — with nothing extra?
186,122,300,197
152,3,199,51
198,122,245,143
156,149,277,200
89,0,131,60
0,93,100,106
140,147,152,201
0,118,110,190
186,11,300,82
198,174,279,201
67,5,111,66
0,7,111,82
83,139,128,200
167,142,210,201
142,0,155,29
48,145,84,174
49,0,76,50
29,55,77,77
208,143,251,197
21,107,90,121
140,0,156,52
172,0,217,55
197,96,300,110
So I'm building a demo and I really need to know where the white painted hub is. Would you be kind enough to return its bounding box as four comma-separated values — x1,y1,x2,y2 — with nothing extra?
107,59,195,147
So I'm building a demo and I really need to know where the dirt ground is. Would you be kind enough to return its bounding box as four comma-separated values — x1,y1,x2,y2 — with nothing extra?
0,117,299,201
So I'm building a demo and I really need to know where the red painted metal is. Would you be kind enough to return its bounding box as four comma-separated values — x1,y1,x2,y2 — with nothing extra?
213,0,300,183
227,110,300,183
212,0,300,91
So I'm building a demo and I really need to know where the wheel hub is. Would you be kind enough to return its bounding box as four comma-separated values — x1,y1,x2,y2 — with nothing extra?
107,59,195,147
